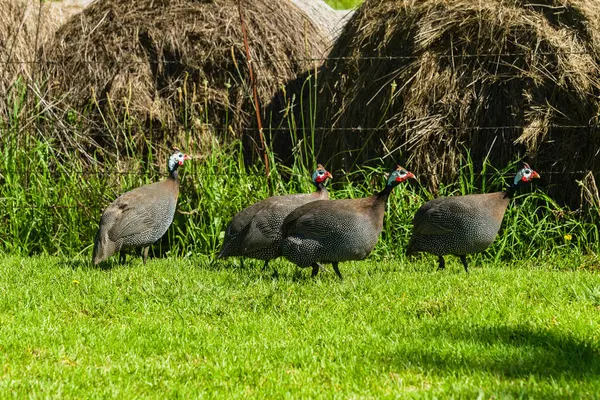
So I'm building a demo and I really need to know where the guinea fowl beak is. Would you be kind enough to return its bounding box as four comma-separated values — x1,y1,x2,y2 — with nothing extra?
184,154,192,161
396,171,416,182
532,171,540,179
326,171,333,180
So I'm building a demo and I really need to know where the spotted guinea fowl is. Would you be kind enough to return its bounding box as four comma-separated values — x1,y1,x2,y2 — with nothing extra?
92,150,192,265
280,166,415,279
406,163,540,272
217,165,333,270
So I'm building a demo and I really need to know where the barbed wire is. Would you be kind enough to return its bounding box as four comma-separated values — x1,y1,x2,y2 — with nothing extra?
1,125,597,142
2,52,599,187
0,51,595,65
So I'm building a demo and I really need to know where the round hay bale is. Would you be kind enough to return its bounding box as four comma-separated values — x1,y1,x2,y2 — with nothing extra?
269,0,600,207
48,0,95,20
40,0,329,155
291,0,354,41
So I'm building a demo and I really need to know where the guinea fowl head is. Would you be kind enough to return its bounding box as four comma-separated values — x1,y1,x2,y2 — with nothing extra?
512,163,540,186
386,165,415,188
312,164,333,188
168,149,192,178
505,163,540,198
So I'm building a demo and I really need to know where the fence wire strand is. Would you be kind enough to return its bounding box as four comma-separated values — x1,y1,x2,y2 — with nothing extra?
2,51,599,213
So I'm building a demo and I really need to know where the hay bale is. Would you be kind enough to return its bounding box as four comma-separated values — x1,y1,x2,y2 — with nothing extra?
40,0,328,154
291,0,354,41
269,0,600,207
46,0,95,23
0,0,62,117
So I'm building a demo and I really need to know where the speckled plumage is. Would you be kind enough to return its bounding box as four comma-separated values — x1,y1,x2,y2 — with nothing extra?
218,166,332,269
406,165,540,272
406,192,508,256
280,166,415,279
281,197,384,267
92,151,190,265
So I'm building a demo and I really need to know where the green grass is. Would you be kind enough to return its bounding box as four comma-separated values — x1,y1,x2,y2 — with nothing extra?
2,48,598,262
325,0,363,10
1,254,600,398
1,128,598,260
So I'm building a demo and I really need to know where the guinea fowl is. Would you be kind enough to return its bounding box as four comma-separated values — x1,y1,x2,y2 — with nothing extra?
406,163,540,272
218,165,333,270
280,166,415,279
92,150,192,265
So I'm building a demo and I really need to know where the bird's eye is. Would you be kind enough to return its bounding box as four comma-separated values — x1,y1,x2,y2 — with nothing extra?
318,171,324,175
524,169,531,175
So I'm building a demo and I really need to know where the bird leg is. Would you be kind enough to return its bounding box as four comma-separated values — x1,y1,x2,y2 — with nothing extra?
262,260,279,278
119,250,126,265
142,247,149,265
311,263,323,277
332,262,343,280
437,256,445,271
460,255,469,273
261,260,269,271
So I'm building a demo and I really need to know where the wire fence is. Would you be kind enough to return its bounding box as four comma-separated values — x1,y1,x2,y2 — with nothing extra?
2,50,599,187
2,51,592,64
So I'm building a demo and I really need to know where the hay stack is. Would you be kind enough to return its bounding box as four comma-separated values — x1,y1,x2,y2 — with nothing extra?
41,0,328,154
291,0,355,41
0,0,63,117
269,0,600,207
47,0,95,23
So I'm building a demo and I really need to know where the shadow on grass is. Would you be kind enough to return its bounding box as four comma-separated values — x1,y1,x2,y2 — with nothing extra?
62,259,96,270
211,257,333,282
385,324,600,379
62,257,129,270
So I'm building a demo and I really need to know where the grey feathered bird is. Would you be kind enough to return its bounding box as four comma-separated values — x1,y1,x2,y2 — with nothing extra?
406,163,540,272
92,150,192,265
280,166,415,279
218,165,333,270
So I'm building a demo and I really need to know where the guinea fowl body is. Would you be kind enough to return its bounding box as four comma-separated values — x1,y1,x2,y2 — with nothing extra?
406,192,509,258
92,151,191,265
282,196,386,266
406,164,540,272
280,167,415,278
218,166,332,268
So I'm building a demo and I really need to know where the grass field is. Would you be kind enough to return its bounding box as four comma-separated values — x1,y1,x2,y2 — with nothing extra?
1,254,599,398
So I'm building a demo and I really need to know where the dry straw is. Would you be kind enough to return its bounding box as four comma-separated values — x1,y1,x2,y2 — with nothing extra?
38,0,329,156
269,0,600,207
0,0,63,117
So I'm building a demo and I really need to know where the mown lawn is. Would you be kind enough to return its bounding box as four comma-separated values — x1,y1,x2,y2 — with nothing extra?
0,254,599,398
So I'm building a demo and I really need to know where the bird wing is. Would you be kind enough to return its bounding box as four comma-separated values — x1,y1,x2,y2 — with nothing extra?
412,198,476,235
241,196,308,253
105,188,162,240
283,202,355,239
225,200,266,237
241,210,278,253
